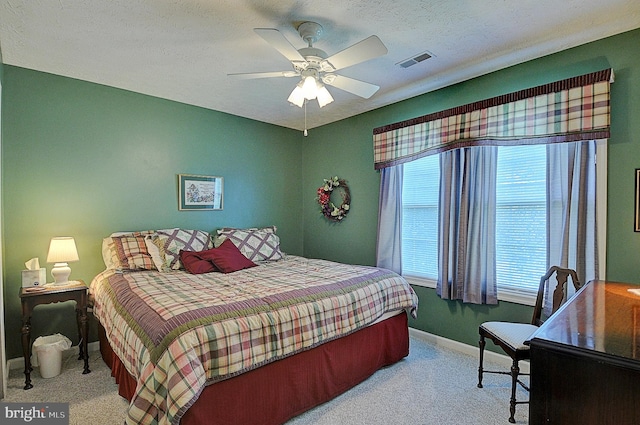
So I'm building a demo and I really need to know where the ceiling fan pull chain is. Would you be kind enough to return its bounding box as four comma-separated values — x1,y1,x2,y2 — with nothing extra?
304,100,308,136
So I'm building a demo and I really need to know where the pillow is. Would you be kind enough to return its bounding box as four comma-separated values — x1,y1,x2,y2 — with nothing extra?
179,249,218,274
152,228,213,271
144,234,165,271
215,226,283,262
112,235,156,271
102,238,119,270
205,239,257,273
102,230,155,270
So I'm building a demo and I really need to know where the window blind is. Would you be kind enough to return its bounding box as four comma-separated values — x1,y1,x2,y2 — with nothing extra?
402,154,439,278
495,145,547,296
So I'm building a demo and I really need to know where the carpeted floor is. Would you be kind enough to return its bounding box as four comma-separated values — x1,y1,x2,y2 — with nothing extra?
2,336,528,424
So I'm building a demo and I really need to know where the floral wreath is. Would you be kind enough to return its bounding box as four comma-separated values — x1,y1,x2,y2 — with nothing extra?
316,176,351,222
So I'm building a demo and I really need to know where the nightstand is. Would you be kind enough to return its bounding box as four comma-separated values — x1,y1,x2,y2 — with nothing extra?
19,281,91,390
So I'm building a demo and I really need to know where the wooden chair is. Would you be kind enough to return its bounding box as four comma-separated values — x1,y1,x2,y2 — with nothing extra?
477,266,581,423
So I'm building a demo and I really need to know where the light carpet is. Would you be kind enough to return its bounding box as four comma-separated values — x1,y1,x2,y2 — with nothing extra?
2,336,528,424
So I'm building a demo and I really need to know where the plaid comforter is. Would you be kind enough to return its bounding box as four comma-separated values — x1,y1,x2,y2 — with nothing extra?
90,255,418,425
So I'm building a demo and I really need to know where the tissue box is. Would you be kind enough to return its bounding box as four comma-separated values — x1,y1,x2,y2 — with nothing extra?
22,268,47,288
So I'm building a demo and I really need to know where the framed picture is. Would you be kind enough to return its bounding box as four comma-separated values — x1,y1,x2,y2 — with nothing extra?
178,174,223,210
636,169,640,232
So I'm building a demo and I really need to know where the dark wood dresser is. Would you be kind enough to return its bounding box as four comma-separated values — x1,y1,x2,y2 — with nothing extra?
528,280,640,424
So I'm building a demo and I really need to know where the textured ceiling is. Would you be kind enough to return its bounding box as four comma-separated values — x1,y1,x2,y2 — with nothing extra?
1,0,639,132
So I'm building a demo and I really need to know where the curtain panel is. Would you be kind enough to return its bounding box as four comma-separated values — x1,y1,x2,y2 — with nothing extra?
437,147,498,304
372,69,613,170
376,165,404,274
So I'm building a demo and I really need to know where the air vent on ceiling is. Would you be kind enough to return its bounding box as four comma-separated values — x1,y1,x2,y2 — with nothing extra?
397,51,433,68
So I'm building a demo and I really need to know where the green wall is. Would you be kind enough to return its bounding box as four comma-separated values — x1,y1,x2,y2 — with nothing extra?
303,28,640,347
302,112,381,265
1,66,302,359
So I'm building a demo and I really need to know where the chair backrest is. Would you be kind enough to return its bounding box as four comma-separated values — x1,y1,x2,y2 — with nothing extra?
531,266,582,326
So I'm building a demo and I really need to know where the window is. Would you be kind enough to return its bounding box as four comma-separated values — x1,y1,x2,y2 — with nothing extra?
401,145,570,303
402,155,439,279
495,145,547,298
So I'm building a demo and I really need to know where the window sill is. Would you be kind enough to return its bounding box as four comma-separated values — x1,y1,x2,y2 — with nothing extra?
497,288,536,306
404,275,437,289
403,274,536,306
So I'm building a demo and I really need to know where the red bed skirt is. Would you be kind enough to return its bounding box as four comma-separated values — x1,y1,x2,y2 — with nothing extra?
99,312,410,425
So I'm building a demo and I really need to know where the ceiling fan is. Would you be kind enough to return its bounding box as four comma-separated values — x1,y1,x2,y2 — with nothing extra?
229,22,388,108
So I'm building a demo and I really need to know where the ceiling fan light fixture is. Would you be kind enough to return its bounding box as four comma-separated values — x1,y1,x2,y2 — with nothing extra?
316,86,334,108
287,85,305,107
301,76,318,100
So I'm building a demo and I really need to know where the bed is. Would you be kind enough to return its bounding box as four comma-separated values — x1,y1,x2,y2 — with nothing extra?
89,227,418,425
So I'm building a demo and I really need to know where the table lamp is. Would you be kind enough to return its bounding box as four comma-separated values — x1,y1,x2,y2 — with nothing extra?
46,237,79,285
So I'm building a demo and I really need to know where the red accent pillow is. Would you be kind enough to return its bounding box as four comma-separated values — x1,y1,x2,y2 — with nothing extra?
179,249,218,274
204,238,257,273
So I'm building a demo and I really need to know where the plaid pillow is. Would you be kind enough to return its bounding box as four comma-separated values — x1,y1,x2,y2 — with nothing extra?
112,235,156,271
102,230,155,270
153,228,212,270
215,226,283,262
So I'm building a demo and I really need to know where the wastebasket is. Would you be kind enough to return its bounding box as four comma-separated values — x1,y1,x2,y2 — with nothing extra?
32,334,72,378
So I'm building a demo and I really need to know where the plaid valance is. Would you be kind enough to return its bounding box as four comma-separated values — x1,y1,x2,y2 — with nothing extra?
373,69,613,170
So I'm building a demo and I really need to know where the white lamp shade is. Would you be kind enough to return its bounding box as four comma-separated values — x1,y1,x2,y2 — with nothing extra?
47,237,79,263
287,85,305,107
301,76,319,100
316,86,334,108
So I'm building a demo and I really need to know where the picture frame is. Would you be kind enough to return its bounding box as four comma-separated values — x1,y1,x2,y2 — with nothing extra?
178,174,223,211
636,169,640,232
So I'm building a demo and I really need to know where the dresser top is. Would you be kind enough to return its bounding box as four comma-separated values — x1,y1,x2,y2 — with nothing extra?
530,280,640,361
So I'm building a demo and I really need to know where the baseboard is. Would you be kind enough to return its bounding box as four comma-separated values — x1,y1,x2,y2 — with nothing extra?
409,327,530,374
6,341,100,371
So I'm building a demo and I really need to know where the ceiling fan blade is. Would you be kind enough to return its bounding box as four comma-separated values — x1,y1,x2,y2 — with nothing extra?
254,28,306,63
324,74,380,99
228,71,299,79
323,35,387,71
